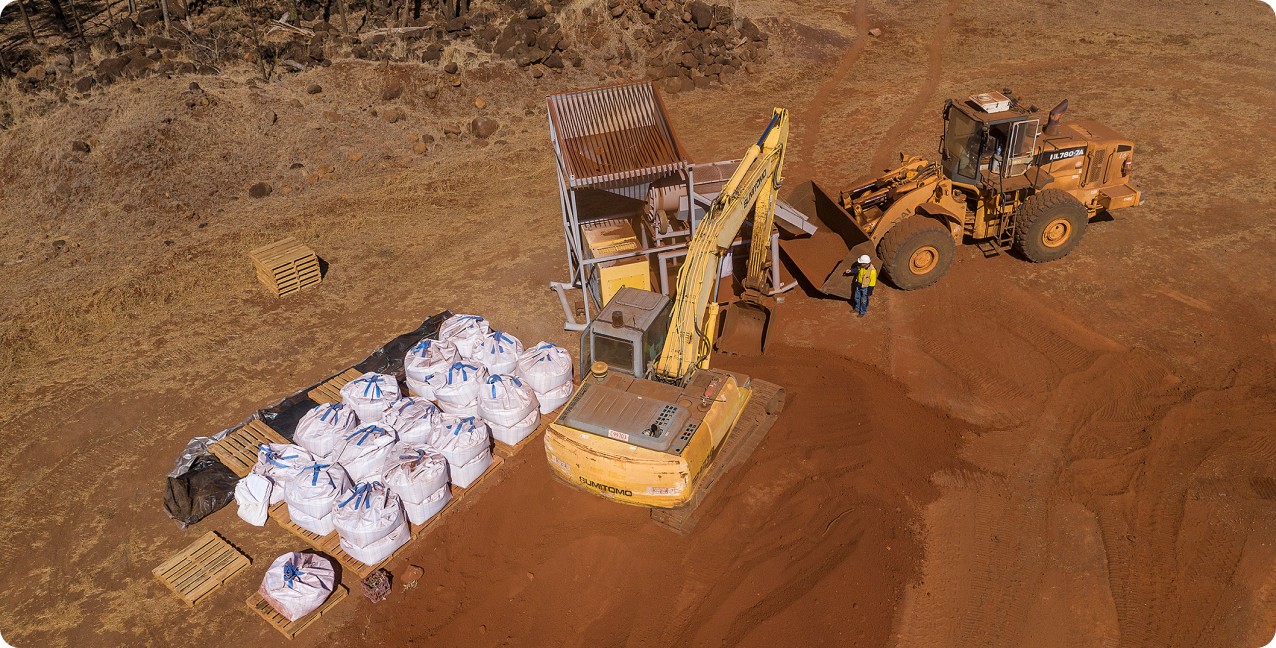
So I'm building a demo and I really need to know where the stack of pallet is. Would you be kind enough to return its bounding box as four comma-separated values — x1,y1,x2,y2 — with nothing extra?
250,237,321,297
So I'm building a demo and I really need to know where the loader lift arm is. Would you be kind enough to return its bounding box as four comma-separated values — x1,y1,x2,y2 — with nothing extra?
652,108,789,381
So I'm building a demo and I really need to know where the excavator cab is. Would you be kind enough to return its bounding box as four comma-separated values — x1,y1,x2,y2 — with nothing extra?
578,288,673,378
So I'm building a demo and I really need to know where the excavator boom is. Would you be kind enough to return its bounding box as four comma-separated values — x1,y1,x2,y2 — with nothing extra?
653,108,789,378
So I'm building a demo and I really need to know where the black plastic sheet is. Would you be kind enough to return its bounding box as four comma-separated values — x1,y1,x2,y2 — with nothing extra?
163,311,452,527
163,456,238,528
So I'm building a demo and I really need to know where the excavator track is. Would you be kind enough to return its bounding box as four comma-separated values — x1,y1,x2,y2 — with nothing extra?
650,379,786,535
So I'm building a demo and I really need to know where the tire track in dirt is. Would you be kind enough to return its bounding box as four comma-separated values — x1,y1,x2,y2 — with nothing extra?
868,0,961,173
887,283,1142,647
788,0,869,184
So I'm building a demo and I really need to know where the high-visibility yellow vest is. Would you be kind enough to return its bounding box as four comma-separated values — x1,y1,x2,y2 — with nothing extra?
856,265,877,287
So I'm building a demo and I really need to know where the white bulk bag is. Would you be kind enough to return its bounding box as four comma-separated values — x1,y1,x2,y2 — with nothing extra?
429,416,492,487
401,483,451,524
284,462,352,522
382,445,452,524
235,473,273,526
334,423,398,483
259,552,336,622
473,330,524,375
489,407,540,447
252,443,315,478
289,508,336,536
516,342,574,394
430,415,492,468
333,482,408,554
478,374,539,428
450,448,493,488
342,516,411,565
339,372,400,422
381,397,434,426
535,381,574,414
382,444,450,501
293,403,358,457
404,338,459,384
439,314,491,359
380,398,444,445
433,362,488,417
251,443,315,505
405,374,445,401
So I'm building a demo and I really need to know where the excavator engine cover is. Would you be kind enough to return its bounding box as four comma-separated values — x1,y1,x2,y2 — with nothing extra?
545,367,752,508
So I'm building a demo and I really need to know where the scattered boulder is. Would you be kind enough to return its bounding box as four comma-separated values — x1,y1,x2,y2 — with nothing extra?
307,84,323,94
95,57,128,82
868,27,883,37
689,1,714,29
444,62,459,74
249,182,273,198
421,43,444,62
470,116,498,138
113,17,135,36
383,107,406,123
382,80,403,101
137,8,164,26
151,36,182,51
74,76,96,93
474,97,487,110
71,140,91,154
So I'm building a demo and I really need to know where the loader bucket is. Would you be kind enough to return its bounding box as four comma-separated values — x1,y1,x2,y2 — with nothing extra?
778,181,876,300
717,290,774,356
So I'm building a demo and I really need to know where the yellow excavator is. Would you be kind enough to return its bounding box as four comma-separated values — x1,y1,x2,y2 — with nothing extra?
543,108,790,531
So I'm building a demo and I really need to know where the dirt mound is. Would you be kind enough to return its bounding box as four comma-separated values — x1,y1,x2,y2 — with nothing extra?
325,344,969,646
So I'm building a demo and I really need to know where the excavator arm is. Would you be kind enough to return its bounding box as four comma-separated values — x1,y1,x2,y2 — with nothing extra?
651,108,789,381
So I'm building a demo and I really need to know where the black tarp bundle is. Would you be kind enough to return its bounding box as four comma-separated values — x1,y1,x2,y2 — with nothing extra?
163,311,452,527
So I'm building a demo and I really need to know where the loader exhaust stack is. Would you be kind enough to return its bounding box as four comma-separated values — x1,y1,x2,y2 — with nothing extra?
1045,99,1069,135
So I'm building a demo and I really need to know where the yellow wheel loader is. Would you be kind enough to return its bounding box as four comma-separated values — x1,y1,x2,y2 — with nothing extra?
544,109,790,533
782,90,1144,295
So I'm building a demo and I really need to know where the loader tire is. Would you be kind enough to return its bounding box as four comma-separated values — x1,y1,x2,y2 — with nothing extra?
877,216,955,290
1012,189,1088,262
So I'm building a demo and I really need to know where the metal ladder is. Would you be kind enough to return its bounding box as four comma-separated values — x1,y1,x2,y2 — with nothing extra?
976,212,1016,258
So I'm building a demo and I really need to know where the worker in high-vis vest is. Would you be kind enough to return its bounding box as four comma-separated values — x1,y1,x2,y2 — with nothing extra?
844,254,877,317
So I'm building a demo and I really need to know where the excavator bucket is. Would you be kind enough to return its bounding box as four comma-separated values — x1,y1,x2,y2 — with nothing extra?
778,181,876,300
717,290,774,356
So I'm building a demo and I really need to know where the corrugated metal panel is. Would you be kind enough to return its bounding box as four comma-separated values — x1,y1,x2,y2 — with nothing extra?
548,81,690,190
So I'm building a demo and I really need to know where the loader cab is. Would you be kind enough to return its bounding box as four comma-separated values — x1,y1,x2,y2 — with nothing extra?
941,92,1041,187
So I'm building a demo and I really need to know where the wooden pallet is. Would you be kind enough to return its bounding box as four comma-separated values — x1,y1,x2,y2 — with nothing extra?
250,237,321,297
247,584,349,639
209,419,289,477
153,531,252,606
306,368,364,405
267,454,505,578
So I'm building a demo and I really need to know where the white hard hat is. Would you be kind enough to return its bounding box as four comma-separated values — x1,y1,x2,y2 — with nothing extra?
857,254,871,264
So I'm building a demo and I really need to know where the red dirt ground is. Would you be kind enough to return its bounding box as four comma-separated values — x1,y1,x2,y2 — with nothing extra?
2,0,1276,646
